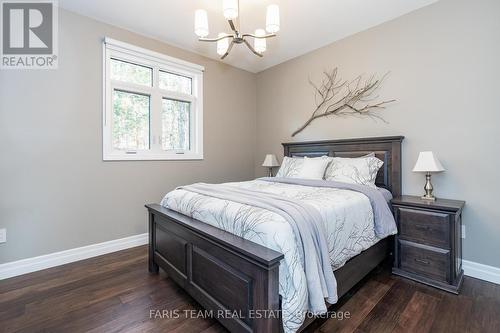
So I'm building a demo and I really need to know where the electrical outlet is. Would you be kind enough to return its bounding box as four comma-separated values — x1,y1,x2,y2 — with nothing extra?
461,225,466,239
0,228,6,243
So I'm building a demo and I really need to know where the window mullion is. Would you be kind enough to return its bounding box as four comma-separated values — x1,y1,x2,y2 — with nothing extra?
110,81,153,96
159,91,195,103
150,93,162,153
150,68,162,153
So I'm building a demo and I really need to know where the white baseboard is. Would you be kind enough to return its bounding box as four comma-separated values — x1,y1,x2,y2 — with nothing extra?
463,260,500,285
1,235,499,286
0,233,148,280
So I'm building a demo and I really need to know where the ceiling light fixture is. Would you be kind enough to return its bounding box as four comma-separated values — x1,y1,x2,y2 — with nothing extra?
194,1,279,59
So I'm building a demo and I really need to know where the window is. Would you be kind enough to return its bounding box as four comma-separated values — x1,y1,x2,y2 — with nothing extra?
103,38,204,160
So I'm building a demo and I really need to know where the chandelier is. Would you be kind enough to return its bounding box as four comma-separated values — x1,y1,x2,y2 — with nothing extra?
194,0,280,59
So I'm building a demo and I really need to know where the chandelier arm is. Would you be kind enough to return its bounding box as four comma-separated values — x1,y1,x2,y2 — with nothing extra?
241,33,276,39
242,38,263,57
228,20,239,34
198,35,234,42
220,40,235,59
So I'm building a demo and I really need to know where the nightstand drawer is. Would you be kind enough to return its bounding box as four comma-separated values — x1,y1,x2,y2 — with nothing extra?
399,240,450,283
397,207,450,248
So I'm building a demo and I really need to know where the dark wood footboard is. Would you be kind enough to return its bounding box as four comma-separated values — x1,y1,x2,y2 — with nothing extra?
146,204,284,333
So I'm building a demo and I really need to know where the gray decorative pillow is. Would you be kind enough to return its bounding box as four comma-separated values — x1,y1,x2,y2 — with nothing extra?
324,156,383,188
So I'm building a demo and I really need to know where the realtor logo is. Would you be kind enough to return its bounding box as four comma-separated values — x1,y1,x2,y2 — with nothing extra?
1,0,58,69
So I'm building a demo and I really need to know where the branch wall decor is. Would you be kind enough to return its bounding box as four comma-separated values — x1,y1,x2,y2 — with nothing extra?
292,68,395,137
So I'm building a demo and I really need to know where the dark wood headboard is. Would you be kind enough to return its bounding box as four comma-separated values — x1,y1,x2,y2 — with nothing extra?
282,136,404,197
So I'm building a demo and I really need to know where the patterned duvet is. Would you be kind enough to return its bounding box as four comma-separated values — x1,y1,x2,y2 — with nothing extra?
161,179,396,333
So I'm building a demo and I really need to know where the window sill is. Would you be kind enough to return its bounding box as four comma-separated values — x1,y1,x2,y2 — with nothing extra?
103,153,204,161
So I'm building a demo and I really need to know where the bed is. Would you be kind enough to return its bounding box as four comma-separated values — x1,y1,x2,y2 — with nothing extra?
146,136,404,333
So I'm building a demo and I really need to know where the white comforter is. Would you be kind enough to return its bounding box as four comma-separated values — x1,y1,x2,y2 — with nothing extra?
161,179,395,333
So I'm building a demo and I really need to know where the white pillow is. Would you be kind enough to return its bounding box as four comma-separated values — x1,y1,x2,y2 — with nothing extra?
324,155,383,188
275,156,304,178
276,156,330,179
296,156,331,180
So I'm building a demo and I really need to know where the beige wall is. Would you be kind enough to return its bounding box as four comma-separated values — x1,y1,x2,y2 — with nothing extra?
255,0,500,267
0,9,257,263
2,0,499,269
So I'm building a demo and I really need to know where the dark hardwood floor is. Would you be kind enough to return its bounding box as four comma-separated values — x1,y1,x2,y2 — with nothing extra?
1,246,499,333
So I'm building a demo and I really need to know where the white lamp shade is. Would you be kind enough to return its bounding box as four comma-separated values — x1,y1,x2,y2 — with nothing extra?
217,33,229,55
266,4,280,33
223,0,238,20
262,154,280,167
412,151,445,172
194,9,209,37
254,29,266,53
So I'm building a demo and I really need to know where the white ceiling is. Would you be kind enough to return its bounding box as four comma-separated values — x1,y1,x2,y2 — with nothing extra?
59,0,438,73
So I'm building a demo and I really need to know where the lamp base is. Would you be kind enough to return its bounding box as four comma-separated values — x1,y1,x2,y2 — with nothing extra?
268,168,273,177
421,172,436,201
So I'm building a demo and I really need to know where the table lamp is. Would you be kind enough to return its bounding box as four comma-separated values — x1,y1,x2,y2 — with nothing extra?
412,151,445,201
262,154,280,177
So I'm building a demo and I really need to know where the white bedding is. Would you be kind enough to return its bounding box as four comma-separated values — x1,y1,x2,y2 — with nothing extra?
161,179,396,333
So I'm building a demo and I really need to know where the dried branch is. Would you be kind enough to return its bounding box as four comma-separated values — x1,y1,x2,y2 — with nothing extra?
292,69,395,137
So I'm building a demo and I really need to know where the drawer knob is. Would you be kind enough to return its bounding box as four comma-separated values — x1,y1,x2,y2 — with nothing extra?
414,258,430,265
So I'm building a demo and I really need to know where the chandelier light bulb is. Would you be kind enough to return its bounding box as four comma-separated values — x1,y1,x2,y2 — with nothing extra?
223,0,238,20
266,4,280,33
254,29,266,53
217,33,229,55
194,9,209,37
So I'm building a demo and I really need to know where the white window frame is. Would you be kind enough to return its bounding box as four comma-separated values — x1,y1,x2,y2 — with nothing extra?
103,38,204,161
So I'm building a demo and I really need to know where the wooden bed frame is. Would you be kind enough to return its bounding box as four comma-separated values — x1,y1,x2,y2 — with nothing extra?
146,136,404,333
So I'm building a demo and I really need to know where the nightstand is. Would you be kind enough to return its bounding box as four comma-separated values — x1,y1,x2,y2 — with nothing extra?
391,195,465,294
